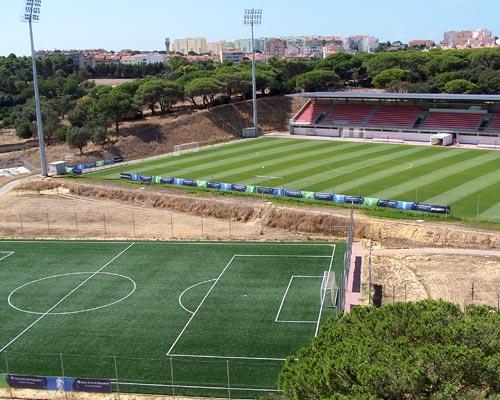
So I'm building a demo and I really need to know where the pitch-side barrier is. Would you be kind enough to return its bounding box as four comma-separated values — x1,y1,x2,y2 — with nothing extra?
116,172,451,215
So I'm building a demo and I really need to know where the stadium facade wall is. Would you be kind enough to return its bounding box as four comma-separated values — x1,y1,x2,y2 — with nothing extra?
290,125,497,145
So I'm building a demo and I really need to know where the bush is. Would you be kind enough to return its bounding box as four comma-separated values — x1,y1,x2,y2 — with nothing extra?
279,300,499,399
55,125,70,141
15,122,34,138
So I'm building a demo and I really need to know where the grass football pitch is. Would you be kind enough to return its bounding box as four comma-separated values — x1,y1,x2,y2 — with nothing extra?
88,137,500,223
0,241,344,397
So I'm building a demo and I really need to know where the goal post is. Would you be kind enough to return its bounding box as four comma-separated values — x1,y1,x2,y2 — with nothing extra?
173,142,199,156
320,270,338,308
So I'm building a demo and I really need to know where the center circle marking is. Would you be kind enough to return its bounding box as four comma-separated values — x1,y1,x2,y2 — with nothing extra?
8,272,137,315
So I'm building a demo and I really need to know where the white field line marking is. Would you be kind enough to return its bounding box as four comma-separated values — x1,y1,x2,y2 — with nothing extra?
166,255,236,355
0,251,14,261
167,353,286,361
0,243,135,353
275,277,294,322
116,381,280,392
314,244,336,337
168,242,335,247
8,272,136,316
0,240,334,247
178,279,216,314
0,241,131,244
235,254,331,258
275,320,316,324
275,276,323,323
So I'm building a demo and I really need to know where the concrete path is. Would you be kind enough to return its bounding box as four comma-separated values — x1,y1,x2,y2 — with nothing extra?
0,175,34,198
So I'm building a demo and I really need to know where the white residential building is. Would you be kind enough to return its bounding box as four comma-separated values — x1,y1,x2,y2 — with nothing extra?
220,48,244,64
172,37,208,54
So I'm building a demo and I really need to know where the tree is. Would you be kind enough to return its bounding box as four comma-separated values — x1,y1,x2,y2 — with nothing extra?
15,121,33,138
89,123,110,149
88,86,139,133
136,78,165,115
184,77,224,108
279,300,499,400
40,99,61,145
444,79,480,94
372,67,410,88
68,105,88,128
294,70,340,92
158,81,183,113
66,126,91,154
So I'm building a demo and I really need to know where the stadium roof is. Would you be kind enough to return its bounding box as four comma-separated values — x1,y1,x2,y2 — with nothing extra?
290,92,500,102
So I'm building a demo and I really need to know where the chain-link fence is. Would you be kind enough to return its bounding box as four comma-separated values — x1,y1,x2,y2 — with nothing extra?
0,201,350,242
368,281,500,310
0,351,283,399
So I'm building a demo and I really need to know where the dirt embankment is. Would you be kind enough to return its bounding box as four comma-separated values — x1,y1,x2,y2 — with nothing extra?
16,179,500,250
0,96,302,168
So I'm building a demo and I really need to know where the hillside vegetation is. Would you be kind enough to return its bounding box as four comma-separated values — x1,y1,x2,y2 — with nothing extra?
278,300,499,400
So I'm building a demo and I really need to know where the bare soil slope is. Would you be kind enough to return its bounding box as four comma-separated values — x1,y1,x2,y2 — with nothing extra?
0,96,302,168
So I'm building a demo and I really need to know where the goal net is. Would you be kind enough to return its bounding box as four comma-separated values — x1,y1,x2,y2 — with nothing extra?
173,142,199,156
320,270,338,308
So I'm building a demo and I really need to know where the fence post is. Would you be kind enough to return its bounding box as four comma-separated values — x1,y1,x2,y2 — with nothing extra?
226,359,231,399
170,212,174,238
19,212,24,236
113,355,120,400
75,212,79,238
132,212,136,237
368,240,372,306
4,351,13,399
103,211,107,236
46,212,50,235
169,357,175,398
59,353,68,400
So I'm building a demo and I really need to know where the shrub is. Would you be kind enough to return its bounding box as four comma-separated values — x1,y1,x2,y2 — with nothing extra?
15,122,34,138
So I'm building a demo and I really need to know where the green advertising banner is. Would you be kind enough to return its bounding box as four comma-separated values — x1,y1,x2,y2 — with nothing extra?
0,374,8,388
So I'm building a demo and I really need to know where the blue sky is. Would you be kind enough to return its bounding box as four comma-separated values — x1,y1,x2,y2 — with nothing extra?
2,0,499,55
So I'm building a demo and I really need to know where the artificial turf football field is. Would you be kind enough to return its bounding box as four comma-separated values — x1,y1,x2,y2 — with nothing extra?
0,241,344,397
88,137,500,222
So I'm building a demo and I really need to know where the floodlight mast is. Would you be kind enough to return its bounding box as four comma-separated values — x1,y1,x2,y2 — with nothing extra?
22,0,47,176
244,9,262,135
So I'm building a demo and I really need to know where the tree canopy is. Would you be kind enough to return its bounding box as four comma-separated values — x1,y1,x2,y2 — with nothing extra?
278,300,499,400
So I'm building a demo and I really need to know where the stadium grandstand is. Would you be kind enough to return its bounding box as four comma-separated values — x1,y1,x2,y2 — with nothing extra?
289,92,500,147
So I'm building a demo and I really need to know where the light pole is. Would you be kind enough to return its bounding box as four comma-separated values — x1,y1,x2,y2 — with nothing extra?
244,9,262,135
21,0,47,176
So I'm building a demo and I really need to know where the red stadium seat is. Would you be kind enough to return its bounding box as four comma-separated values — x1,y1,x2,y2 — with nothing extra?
422,112,483,130
322,104,375,125
367,106,422,128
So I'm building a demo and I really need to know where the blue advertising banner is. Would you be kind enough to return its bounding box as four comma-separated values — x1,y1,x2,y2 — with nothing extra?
7,374,47,389
73,378,112,393
6,374,111,393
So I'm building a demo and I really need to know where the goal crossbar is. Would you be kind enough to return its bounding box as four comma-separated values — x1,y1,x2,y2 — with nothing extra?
320,271,338,308
173,142,199,156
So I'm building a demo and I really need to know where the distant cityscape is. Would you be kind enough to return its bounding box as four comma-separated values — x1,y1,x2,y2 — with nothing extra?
36,28,500,68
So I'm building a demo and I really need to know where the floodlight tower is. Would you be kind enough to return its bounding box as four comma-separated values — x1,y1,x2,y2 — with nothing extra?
244,9,262,134
21,0,47,176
